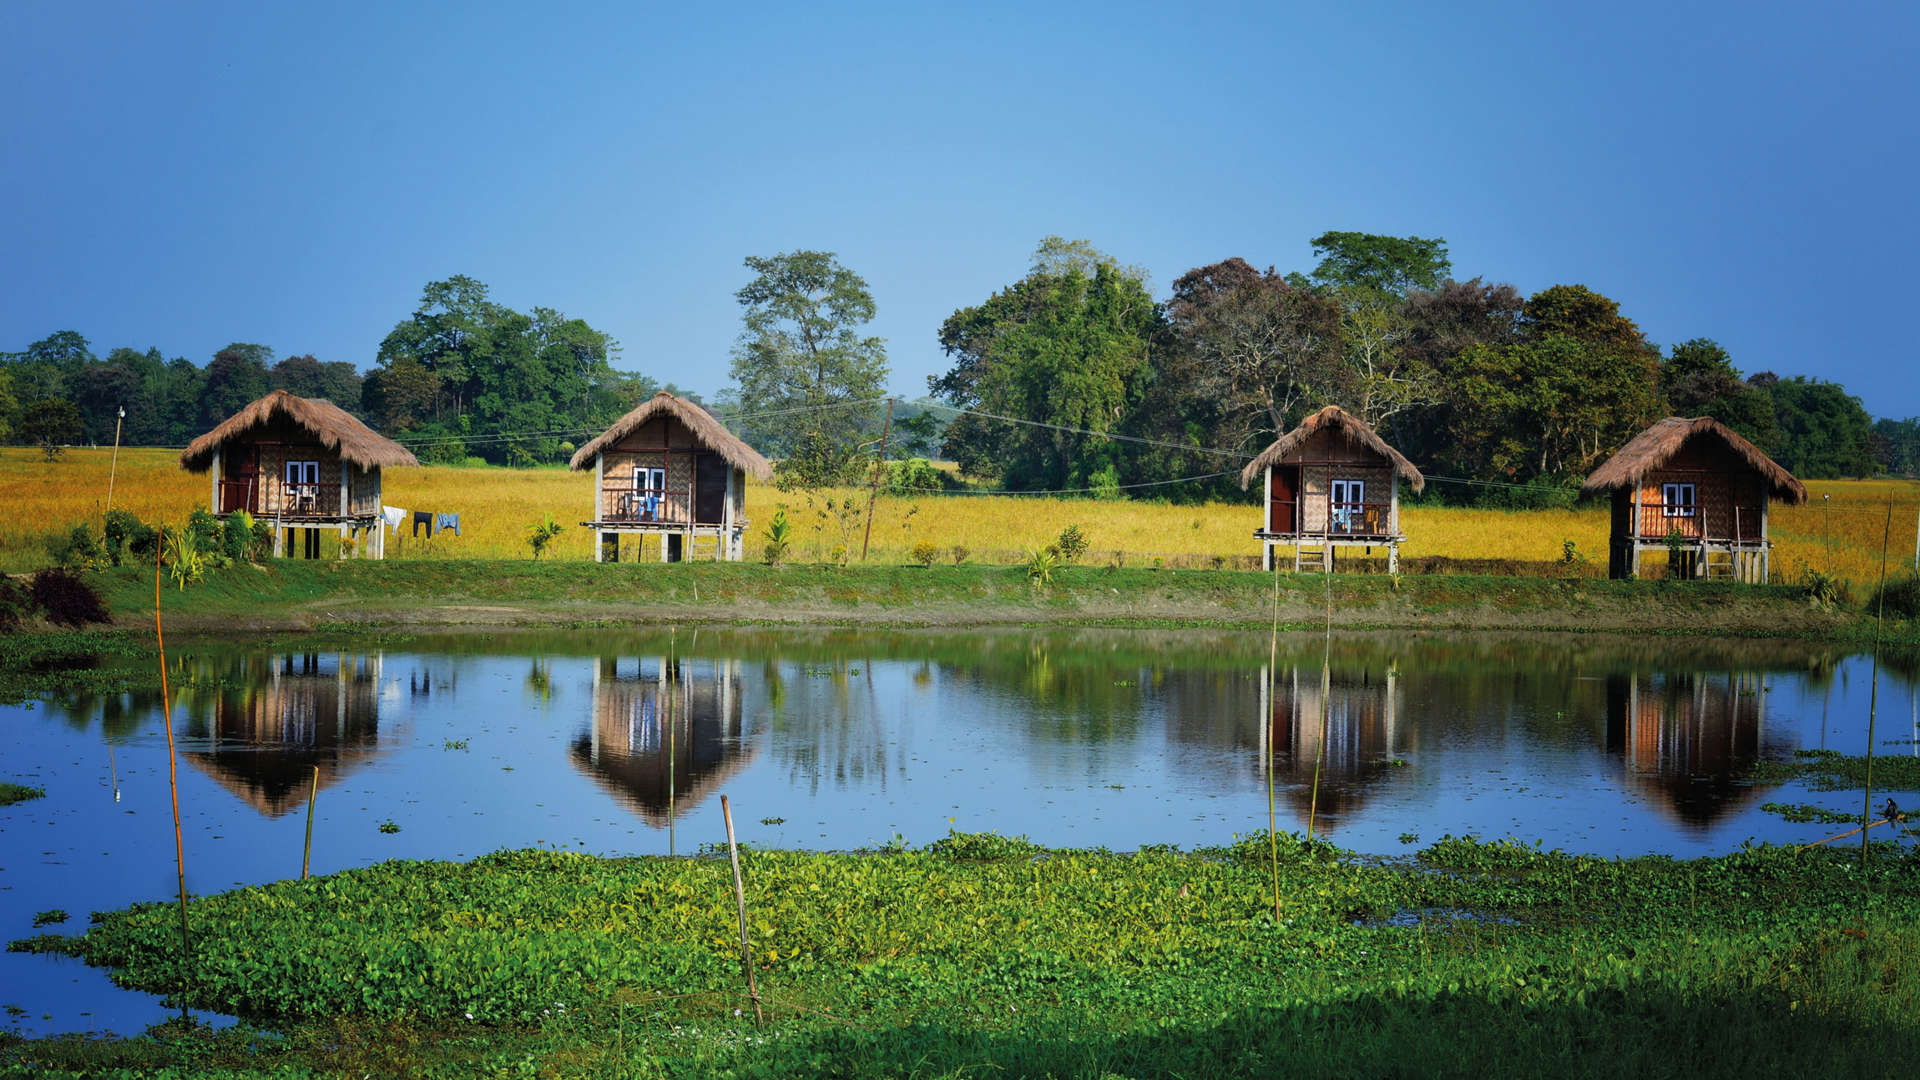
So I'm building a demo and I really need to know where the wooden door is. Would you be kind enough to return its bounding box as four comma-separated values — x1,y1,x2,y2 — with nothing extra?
1269,466,1298,533
695,454,728,524
222,445,261,513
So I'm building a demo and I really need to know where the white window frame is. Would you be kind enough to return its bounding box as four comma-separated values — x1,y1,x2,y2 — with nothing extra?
1662,482,1696,518
632,466,667,520
285,460,318,485
1329,479,1365,533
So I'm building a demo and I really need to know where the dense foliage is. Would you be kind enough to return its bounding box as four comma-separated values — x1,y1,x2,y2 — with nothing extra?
10,835,1920,1077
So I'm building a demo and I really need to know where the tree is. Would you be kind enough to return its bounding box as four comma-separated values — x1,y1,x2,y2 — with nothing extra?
1661,338,1776,450
18,397,82,455
1308,232,1451,296
1764,377,1877,478
272,354,364,409
1162,257,1342,452
933,241,1158,490
1446,335,1664,480
201,346,272,425
729,251,889,486
1873,417,1920,476
361,356,442,433
0,370,16,444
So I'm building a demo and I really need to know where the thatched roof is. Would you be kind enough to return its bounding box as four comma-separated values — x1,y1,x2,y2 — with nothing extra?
1581,417,1807,503
179,389,419,472
569,391,772,479
1238,406,1426,493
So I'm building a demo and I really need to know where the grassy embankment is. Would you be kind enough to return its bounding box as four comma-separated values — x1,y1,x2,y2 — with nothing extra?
6,448,1918,585
6,833,1920,1078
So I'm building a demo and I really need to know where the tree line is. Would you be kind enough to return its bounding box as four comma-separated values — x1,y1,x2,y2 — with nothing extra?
7,237,1917,495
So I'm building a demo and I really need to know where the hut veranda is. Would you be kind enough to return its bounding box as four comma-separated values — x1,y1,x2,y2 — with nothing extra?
571,391,773,562
180,389,419,559
1582,416,1808,582
1239,405,1426,572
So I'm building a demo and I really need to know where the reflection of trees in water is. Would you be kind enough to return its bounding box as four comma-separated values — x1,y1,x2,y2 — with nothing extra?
1604,671,1788,827
571,656,752,829
177,652,388,818
765,657,896,795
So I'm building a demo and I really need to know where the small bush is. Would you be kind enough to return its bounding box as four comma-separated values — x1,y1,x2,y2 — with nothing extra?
885,458,955,494
49,523,108,572
950,545,969,566
909,540,940,568
762,509,794,567
0,577,31,633
1024,546,1060,587
1798,567,1852,609
1055,524,1089,564
103,509,157,566
1867,573,1920,620
160,525,207,590
926,829,1043,860
29,569,110,628
525,516,564,560
222,510,259,565
185,509,225,562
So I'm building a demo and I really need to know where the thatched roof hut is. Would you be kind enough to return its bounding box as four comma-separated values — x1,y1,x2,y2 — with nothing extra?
573,392,770,562
1238,406,1426,493
1583,416,1804,583
180,389,418,473
1580,416,1806,503
570,392,771,479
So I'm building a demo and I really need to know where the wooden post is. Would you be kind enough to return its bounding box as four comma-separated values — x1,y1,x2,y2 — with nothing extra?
301,765,319,880
210,446,221,514
861,397,895,562
724,467,736,562
106,407,124,518
720,795,764,1025
685,480,695,562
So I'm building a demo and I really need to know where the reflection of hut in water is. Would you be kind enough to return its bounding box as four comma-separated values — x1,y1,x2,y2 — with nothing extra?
184,653,386,817
1604,671,1782,826
1260,664,1408,827
570,656,753,826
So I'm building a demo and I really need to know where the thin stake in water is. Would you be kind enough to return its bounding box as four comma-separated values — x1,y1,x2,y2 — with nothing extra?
720,795,764,1025
301,764,319,880
1862,496,1894,877
1266,548,1280,920
154,547,192,977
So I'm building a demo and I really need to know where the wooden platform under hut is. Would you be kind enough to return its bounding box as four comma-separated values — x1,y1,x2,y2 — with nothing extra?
180,389,418,559
1581,416,1807,583
571,391,772,562
1239,405,1426,572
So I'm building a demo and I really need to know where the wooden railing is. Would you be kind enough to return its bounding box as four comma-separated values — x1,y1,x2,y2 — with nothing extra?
602,482,690,524
1266,500,1393,537
221,481,339,516
1634,503,1765,543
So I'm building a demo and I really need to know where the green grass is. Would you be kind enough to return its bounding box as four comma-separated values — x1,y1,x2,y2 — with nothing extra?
8,833,1920,1078
0,782,44,807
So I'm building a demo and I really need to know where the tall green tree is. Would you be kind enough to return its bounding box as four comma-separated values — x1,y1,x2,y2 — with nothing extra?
272,354,364,410
200,346,272,425
933,241,1158,490
1308,232,1451,296
1661,338,1776,449
729,251,889,486
1762,376,1877,477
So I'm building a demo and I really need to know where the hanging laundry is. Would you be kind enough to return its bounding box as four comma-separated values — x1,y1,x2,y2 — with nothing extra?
412,510,435,538
436,512,462,537
382,506,408,536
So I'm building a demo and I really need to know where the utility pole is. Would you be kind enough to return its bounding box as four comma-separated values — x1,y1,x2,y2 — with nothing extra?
860,397,895,562
105,405,125,518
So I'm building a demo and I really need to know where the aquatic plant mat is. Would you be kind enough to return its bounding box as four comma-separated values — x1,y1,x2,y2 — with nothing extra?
7,833,1920,1078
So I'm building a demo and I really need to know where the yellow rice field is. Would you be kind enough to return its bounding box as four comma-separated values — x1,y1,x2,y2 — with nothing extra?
4,447,1917,586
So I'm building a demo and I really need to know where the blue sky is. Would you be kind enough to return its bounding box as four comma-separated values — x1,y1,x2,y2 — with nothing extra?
4,1,1916,418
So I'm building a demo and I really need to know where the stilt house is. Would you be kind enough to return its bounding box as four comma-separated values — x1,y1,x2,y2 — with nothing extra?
1239,406,1426,572
179,390,417,559
571,391,772,562
1581,417,1806,582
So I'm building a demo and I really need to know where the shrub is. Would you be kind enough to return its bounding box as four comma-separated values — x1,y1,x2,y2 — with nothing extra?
184,508,228,566
762,509,793,567
1475,475,1582,511
160,525,207,590
525,516,565,559
49,523,108,572
909,540,940,568
222,510,259,565
886,458,954,494
1087,464,1122,501
1798,566,1852,609
1024,546,1059,587
0,577,30,633
950,545,969,566
29,569,110,628
103,509,157,566
1055,524,1089,564
1868,573,1920,620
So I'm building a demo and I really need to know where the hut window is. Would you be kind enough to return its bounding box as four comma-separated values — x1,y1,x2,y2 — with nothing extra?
1330,479,1365,532
1662,482,1695,518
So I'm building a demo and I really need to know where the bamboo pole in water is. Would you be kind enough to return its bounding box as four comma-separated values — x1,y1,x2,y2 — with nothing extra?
720,795,764,1025
1267,551,1280,921
1307,547,1331,839
301,765,319,880
153,550,191,970
1862,497,1894,877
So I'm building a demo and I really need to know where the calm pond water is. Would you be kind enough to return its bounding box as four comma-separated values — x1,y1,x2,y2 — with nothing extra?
2,626,1917,1038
